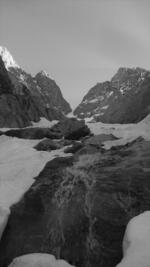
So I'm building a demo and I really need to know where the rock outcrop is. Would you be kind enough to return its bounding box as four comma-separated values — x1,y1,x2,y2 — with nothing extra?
0,139,150,267
74,67,150,123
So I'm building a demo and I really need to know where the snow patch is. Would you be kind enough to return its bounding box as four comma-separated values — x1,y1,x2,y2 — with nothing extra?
31,117,58,128
0,46,19,69
8,253,74,267
19,74,25,81
101,105,109,110
67,112,76,118
88,98,98,103
116,211,150,267
108,91,114,97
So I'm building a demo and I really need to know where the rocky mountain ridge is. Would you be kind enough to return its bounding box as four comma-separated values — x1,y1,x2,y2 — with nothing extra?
74,67,150,123
0,46,71,127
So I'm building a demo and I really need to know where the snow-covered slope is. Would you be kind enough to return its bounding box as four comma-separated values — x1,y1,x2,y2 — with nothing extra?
0,46,19,69
87,114,150,149
116,211,150,267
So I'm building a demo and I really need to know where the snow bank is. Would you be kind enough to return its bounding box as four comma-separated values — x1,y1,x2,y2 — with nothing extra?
0,135,71,239
116,211,150,267
87,114,150,149
8,253,74,267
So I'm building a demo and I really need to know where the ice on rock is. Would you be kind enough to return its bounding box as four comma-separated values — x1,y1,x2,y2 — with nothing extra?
116,211,150,267
8,253,74,267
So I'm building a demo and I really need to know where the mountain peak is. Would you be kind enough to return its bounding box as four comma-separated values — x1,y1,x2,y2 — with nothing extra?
0,46,19,70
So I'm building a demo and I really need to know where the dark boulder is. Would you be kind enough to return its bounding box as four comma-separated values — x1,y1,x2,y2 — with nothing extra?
51,118,91,140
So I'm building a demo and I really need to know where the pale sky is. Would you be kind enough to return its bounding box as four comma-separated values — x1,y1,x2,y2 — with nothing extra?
1,0,150,108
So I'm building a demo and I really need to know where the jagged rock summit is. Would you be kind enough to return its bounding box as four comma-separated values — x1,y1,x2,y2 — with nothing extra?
0,46,71,128
74,67,150,123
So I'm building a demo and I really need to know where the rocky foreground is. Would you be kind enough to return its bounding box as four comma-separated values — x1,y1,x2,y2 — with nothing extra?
0,125,150,267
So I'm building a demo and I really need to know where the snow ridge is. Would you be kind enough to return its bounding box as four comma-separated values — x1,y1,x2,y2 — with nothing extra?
0,46,19,69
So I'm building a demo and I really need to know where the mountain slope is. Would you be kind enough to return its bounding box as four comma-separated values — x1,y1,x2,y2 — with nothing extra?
74,67,150,123
0,46,71,127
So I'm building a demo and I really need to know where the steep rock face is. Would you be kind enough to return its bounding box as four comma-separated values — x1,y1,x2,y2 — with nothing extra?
7,67,68,122
0,46,72,127
74,68,150,123
0,139,150,267
35,71,71,114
